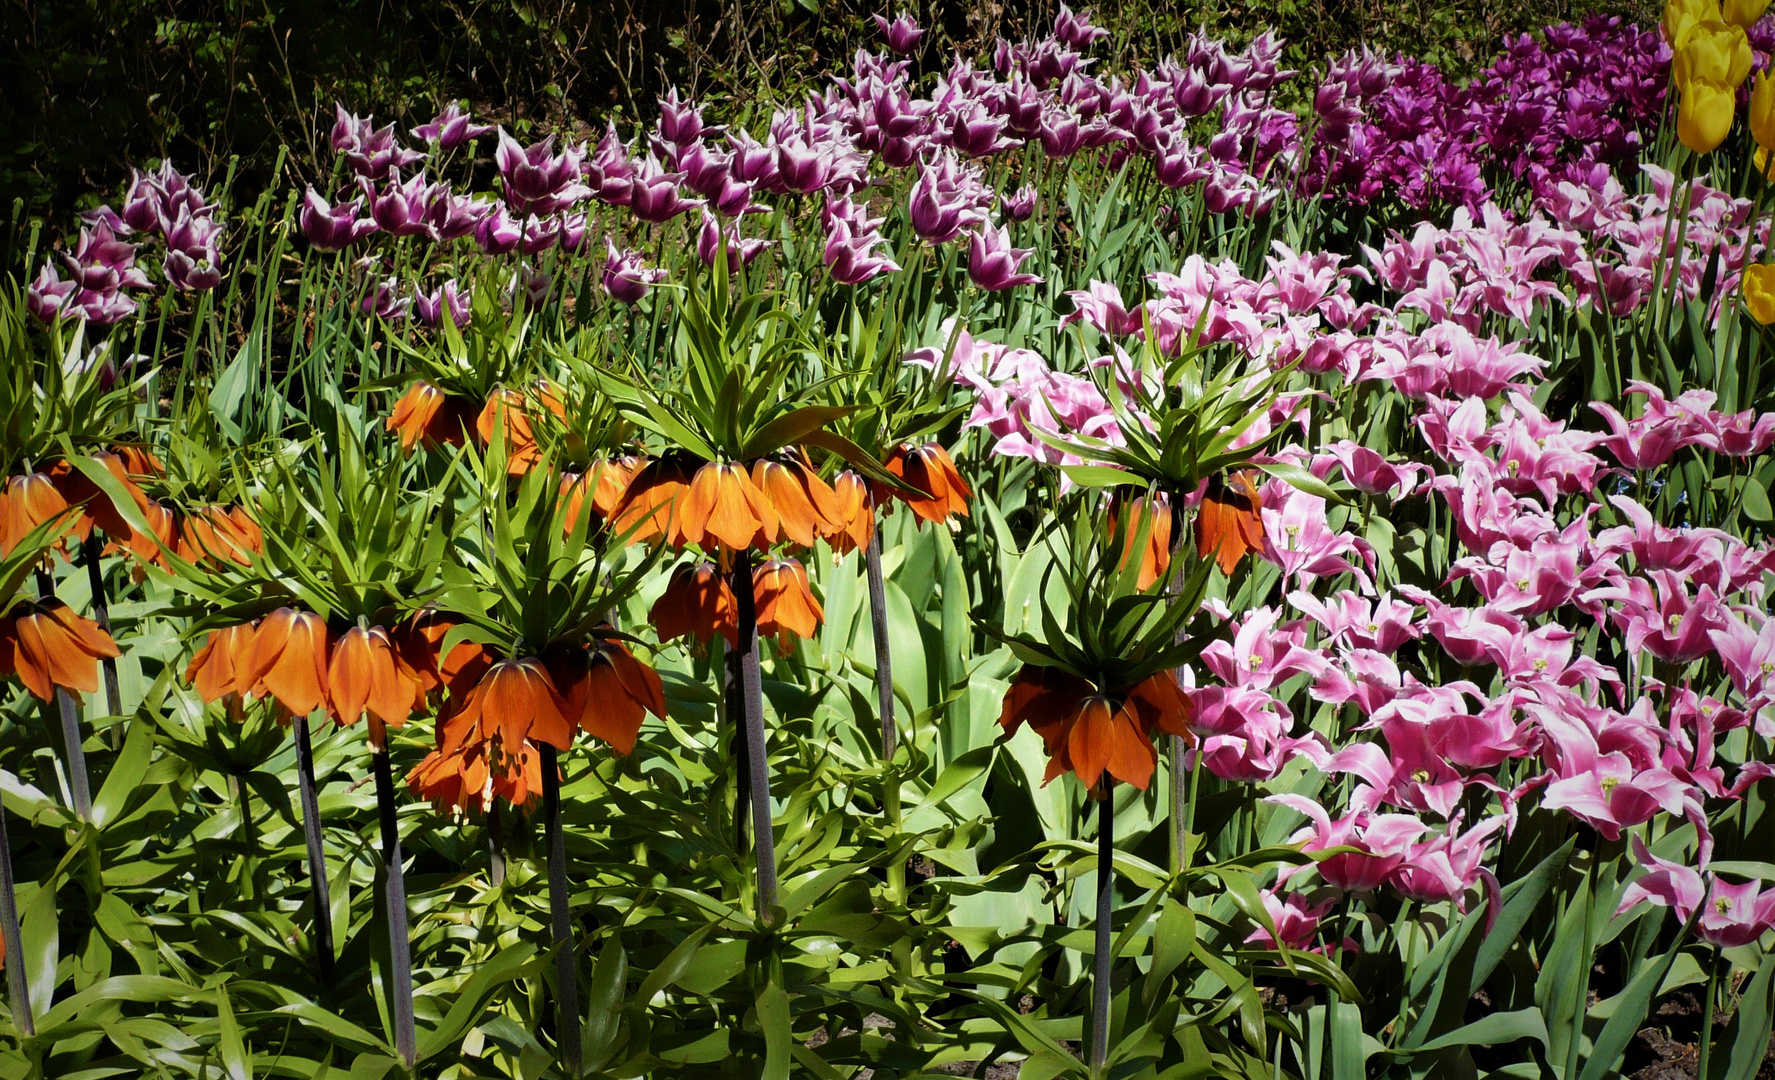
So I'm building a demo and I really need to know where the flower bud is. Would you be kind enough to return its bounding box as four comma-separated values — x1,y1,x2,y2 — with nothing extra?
1743,264,1775,324
1677,79,1736,153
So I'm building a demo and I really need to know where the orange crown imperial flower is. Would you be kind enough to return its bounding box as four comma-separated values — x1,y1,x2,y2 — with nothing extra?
408,733,549,814
477,383,567,477
174,505,264,568
1108,490,1174,590
386,380,477,453
327,625,421,732
825,470,875,556
0,600,122,702
677,460,779,552
998,665,1191,793
650,561,740,648
609,457,696,545
751,458,843,549
243,607,332,718
442,657,574,754
0,473,71,559
547,637,667,755
559,454,645,535
1196,471,1265,576
875,443,972,526
753,558,825,652
185,621,259,703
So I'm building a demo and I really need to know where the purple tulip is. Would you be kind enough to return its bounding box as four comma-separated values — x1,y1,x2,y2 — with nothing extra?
332,105,426,181
66,222,153,294
727,130,779,187
993,74,1046,137
368,170,444,238
412,102,492,150
1002,185,1037,222
80,206,132,236
475,205,524,255
414,280,471,328
361,275,411,320
520,266,554,309
585,122,637,205
26,264,76,323
942,101,1018,158
426,193,493,242
967,224,1042,291
872,13,924,55
908,149,991,243
823,196,901,285
67,288,140,326
1053,5,1110,49
696,210,773,269
676,140,733,200
557,211,589,254
494,129,590,215
1153,133,1212,189
520,214,562,256
626,155,703,223
300,188,379,251
1038,108,1089,157
603,238,666,303
657,88,713,148
163,248,222,292
121,162,215,236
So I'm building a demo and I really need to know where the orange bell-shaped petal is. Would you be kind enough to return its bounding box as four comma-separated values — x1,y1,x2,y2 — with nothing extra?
387,381,475,452
678,461,777,552
650,562,740,647
1195,471,1265,576
1109,490,1174,590
0,473,73,558
245,607,331,717
477,384,563,476
1123,671,1192,740
998,664,1095,755
609,458,694,545
327,625,416,727
50,452,151,545
185,621,258,703
452,658,574,752
751,459,843,549
753,558,824,652
824,471,875,556
549,638,667,755
878,443,971,526
3,600,120,701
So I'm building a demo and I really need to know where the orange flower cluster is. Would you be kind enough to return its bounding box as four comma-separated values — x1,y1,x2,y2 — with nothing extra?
1108,491,1174,590
559,456,643,534
185,608,419,728
0,452,267,575
408,635,666,813
0,448,163,560
998,665,1191,793
613,456,873,556
650,558,825,652
1195,471,1264,576
386,380,566,475
0,600,121,702
873,443,972,527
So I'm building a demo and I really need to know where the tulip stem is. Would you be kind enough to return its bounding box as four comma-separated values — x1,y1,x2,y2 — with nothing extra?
731,552,779,924
292,711,335,986
1698,945,1721,1080
371,740,416,1069
1091,792,1115,1072
541,746,582,1074
864,516,896,763
35,569,91,820
81,538,122,724
0,802,33,1036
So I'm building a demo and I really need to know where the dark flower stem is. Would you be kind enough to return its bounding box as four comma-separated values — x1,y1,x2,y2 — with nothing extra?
541,746,582,1074
371,734,417,1069
723,639,748,855
1091,792,1115,1072
81,538,122,721
487,801,505,887
864,510,896,762
731,551,779,923
35,569,90,820
0,804,33,1036
292,710,335,986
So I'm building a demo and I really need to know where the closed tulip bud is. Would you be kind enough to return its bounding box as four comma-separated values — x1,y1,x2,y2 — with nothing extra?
1665,0,1725,47
1674,22,1753,88
1752,72,1775,150
1723,0,1770,26
1743,264,1775,323
1677,79,1737,153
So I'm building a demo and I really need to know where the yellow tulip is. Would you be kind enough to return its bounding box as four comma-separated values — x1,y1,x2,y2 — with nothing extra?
1665,0,1725,46
1752,72,1775,150
1678,78,1737,152
1743,264,1775,324
1723,0,1771,27
1673,21,1754,88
